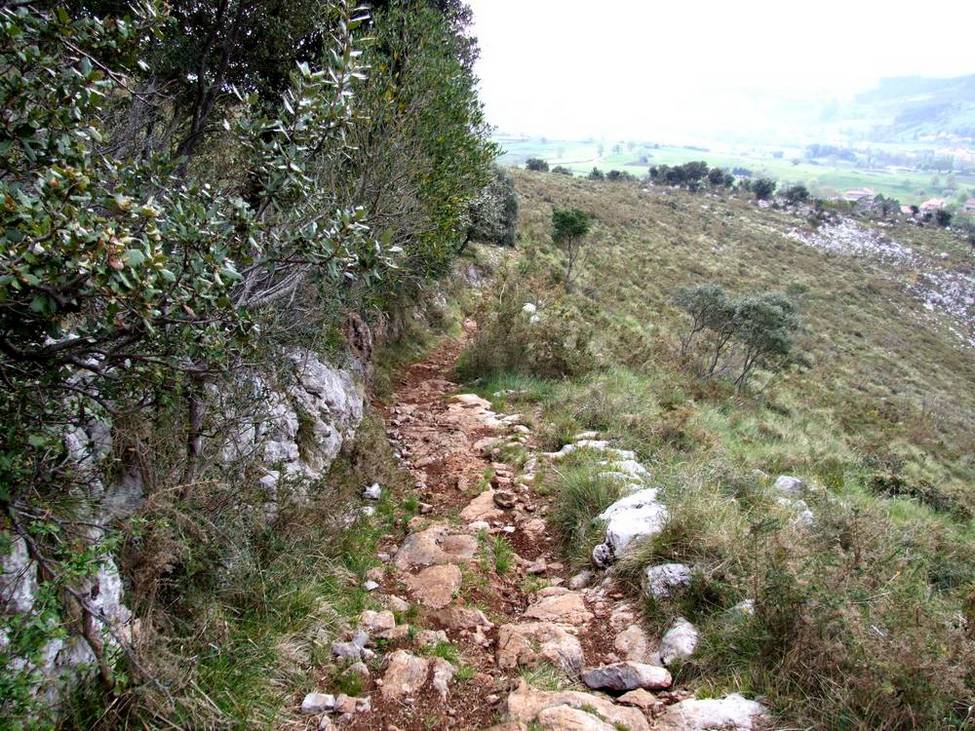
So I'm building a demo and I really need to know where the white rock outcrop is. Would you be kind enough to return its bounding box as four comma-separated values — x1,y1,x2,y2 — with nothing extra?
656,693,767,730
659,617,699,665
643,563,693,599
591,488,668,566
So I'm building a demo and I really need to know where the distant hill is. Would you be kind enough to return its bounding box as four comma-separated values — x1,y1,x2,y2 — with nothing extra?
847,74,975,142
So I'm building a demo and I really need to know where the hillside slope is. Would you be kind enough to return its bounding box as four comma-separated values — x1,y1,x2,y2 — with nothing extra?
455,169,975,728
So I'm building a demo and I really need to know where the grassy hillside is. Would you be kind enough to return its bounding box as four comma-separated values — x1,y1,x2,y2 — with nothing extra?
458,169,975,728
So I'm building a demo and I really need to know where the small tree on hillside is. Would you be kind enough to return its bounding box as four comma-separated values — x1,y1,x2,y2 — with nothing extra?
526,157,549,172
588,167,605,180
552,165,573,176
732,293,799,390
753,178,777,200
552,207,592,290
674,284,735,362
935,208,953,227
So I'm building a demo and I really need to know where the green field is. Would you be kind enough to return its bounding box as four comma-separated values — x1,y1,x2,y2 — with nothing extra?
496,135,975,205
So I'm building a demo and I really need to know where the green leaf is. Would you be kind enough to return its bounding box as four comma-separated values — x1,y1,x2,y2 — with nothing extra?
123,249,145,267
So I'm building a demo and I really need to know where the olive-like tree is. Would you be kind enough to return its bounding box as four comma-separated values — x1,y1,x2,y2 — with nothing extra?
753,178,777,200
552,208,592,290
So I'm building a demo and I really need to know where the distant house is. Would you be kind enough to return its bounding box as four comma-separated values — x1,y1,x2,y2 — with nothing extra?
964,197,975,213
843,187,875,202
920,197,946,212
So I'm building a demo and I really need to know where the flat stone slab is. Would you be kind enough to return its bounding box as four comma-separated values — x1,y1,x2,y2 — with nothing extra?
656,693,767,730
460,489,503,523
405,563,462,609
523,591,593,625
535,705,617,730
613,624,660,665
497,622,584,672
381,650,429,700
581,661,672,691
505,679,650,731
394,524,477,569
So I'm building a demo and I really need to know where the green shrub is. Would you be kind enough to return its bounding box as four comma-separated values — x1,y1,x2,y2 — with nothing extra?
752,178,777,200
468,164,519,247
526,157,549,172
456,274,595,380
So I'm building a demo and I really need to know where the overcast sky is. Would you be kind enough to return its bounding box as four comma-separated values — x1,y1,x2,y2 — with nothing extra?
468,0,975,142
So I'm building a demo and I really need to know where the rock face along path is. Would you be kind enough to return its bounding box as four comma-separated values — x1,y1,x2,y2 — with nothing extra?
310,334,768,730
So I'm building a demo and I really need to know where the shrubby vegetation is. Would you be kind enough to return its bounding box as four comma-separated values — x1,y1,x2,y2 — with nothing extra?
468,165,519,247
783,184,810,205
675,285,800,391
461,170,975,729
649,161,733,191
751,177,777,200
0,0,495,724
525,157,549,172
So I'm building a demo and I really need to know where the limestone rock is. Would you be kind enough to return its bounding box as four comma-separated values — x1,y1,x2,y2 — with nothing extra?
450,393,493,410
568,570,594,590
535,705,617,730
497,622,584,672
659,617,699,665
598,487,668,558
460,489,503,522
430,657,456,700
362,482,381,500
405,563,461,609
581,661,672,691
617,688,657,710
493,490,517,509
656,693,767,730
643,563,693,599
524,591,593,625
394,524,477,569
504,679,650,731
359,609,395,633
773,475,805,497
301,692,336,714
613,624,659,665
439,606,495,631
381,651,430,700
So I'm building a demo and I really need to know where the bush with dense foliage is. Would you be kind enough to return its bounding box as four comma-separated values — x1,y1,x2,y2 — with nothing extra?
467,165,519,247
525,157,549,172
752,177,777,200
783,184,810,205
675,284,800,390
0,0,495,723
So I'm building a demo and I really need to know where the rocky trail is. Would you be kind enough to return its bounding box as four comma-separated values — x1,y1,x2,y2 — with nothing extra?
300,333,769,730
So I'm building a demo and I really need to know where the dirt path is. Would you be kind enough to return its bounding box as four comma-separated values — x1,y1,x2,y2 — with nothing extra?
307,334,768,730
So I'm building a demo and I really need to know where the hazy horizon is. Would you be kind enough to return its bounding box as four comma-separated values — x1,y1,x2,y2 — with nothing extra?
469,0,975,144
